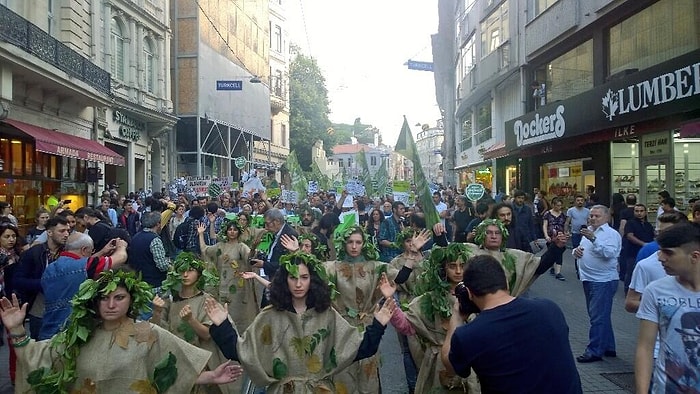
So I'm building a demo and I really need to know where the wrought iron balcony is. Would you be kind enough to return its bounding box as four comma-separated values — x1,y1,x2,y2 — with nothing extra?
0,4,111,95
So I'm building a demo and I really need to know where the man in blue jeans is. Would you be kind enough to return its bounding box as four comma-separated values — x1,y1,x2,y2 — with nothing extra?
573,205,622,363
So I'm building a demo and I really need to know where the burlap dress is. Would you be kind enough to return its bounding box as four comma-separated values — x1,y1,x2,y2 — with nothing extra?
16,321,210,393
156,291,242,394
389,253,424,304
464,244,543,296
236,306,363,393
202,240,259,333
323,258,400,394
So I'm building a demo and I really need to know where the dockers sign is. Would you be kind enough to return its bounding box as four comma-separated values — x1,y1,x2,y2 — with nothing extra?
506,49,700,152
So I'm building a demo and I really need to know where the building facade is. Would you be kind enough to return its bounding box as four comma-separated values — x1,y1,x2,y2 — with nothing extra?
435,0,700,220
416,121,445,185
0,0,174,234
311,140,340,182
330,143,391,179
171,0,271,180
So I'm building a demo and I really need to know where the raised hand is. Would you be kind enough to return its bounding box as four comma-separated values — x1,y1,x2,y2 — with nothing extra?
280,234,300,252
373,297,397,326
152,294,166,310
197,223,206,234
412,229,432,252
204,297,229,326
377,273,396,299
179,304,193,322
0,294,27,331
433,223,447,236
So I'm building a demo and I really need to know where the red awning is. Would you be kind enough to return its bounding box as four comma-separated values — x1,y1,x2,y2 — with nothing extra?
482,141,508,160
3,119,125,166
680,120,700,138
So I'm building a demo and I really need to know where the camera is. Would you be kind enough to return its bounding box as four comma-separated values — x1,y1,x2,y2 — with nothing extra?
580,225,588,230
454,282,480,316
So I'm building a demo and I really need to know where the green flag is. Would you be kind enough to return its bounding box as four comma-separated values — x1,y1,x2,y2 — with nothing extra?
355,148,373,195
374,159,389,198
394,116,440,228
285,151,308,197
311,161,331,191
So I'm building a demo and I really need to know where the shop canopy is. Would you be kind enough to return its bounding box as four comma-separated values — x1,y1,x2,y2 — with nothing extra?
3,119,125,166
482,141,508,160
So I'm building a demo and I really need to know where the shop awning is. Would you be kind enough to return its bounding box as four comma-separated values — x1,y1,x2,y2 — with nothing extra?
3,119,125,166
482,141,508,160
680,120,700,138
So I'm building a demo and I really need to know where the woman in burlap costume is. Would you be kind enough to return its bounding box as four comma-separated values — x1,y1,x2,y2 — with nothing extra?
433,219,568,296
207,252,396,393
152,253,242,394
198,219,260,333
383,243,478,393
323,225,430,393
237,212,264,248
0,269,241,393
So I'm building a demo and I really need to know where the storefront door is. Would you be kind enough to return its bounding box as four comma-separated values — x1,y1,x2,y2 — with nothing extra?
642,160,671,224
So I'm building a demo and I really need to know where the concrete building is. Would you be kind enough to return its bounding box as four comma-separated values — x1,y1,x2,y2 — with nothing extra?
252,0,290,173
0,0,174,231
434,0,700,216
330,143,391,179
416,121,445,185
311,140,340,181
171,0,271,179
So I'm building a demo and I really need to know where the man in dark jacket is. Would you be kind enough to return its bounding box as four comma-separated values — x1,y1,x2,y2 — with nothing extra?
12,217,70,338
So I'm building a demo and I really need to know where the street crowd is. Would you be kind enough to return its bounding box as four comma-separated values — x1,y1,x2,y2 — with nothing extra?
0,174,698,393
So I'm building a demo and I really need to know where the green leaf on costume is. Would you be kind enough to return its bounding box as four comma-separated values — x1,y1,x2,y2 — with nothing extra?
177,320,196,343
346,307,358,318
272,358,288,380
324,347,338,372
228,284,238,295
291,336,311,358
27,368,48,385
502,251,518,293
151,352,178,394
374,264,388,276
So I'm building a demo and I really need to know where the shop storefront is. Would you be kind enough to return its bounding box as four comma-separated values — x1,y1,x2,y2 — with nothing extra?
506,49,700,224
0,118,125,234
456,164,494,194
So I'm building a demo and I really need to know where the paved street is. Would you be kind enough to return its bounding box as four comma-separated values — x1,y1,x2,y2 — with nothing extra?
0,252,639,393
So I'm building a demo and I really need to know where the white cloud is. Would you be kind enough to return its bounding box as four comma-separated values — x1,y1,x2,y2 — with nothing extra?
287,0,441,146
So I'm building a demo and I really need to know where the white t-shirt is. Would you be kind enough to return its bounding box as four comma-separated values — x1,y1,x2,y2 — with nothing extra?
637,276,700,392
435,201,448,226
630,253,667,359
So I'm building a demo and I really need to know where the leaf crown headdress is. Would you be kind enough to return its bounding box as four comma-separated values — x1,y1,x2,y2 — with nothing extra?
474,218,509,250
334,225,380,261
280,251,337,297
161,252,219,295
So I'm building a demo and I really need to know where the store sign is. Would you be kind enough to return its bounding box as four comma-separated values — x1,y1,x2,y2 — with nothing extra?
113,110,143,142
513,104,566,148
505,49,700,152
465,183,485,202
601,63,700,121
641,131,671,157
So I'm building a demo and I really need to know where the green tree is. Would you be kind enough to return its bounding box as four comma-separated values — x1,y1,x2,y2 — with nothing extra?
289,47,333,170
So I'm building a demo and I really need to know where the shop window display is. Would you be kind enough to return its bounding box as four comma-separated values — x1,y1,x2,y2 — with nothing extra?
611,142,640,196
674,140,700,214
541,160,585,209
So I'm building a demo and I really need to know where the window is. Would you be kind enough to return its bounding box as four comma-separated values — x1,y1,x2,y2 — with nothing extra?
459,112,472,151
536,40,593,103
531,0,558,20
110,18,125,81
281,124,287,147
348,157,352,168
474,99,492,145
273,25,282,53
480,2,508,58
143,38,155,93
608,0,699,76
339,159,344,168
370,156,377,166
459,35,476,81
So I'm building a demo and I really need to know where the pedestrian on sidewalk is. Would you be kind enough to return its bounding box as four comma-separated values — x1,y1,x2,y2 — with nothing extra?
573,205,622,363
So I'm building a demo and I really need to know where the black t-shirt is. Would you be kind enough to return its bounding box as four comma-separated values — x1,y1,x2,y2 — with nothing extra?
88,220,113,252
449,297,582,394
452,207,474,235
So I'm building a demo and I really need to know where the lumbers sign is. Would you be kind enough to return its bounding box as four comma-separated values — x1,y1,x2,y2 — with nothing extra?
506,49,700,152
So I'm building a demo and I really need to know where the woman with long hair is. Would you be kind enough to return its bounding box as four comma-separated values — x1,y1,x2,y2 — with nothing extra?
198,219,259,333
26,208,50,246
0,269,241,393
169,203,187,240
324,225,429,393
207,252,396,393
365,208,384,248
542,197,568,280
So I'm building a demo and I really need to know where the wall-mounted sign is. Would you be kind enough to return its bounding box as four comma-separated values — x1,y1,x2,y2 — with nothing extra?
216,80,243,91
641,131,671,157
113,110,143,142
465,183,485,202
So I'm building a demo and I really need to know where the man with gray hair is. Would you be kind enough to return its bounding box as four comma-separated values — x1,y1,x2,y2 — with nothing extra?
572,204,622,363
40,232,128,339
127,211,170,291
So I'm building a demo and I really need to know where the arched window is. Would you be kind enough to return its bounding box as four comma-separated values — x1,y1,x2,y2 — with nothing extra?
143,38,155,93
110,18,125,81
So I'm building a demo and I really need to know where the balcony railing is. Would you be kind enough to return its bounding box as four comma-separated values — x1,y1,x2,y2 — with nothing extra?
0,4,111,95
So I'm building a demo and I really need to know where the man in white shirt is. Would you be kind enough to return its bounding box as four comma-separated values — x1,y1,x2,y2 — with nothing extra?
433,191,449,226
572,205,622,363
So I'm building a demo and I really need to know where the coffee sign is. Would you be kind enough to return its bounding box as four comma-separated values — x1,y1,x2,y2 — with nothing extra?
113,110,143,142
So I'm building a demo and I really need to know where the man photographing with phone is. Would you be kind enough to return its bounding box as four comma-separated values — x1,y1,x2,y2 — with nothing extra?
441,254,582,393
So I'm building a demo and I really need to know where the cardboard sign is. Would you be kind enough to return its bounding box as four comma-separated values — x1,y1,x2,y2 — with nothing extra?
308,180,319,194
186,175,212,196
281,189,299,204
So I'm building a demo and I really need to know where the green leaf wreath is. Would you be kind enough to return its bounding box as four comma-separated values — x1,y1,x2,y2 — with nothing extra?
280,251,338,299
333,225,380,261
160,252,219,296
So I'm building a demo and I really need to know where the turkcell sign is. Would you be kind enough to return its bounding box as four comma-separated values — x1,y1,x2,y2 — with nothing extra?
513,104,566,148
216,80,243,91
407,60,434,72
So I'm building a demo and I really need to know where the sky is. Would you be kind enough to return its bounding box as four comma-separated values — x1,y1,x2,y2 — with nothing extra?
286,0,442,147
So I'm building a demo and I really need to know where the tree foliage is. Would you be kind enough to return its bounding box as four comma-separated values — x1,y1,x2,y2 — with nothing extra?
289,46,333,170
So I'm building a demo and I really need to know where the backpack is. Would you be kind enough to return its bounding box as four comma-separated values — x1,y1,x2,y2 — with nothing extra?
173,217,192,250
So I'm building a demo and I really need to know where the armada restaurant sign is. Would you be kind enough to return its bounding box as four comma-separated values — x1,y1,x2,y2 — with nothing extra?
505,49,700,152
